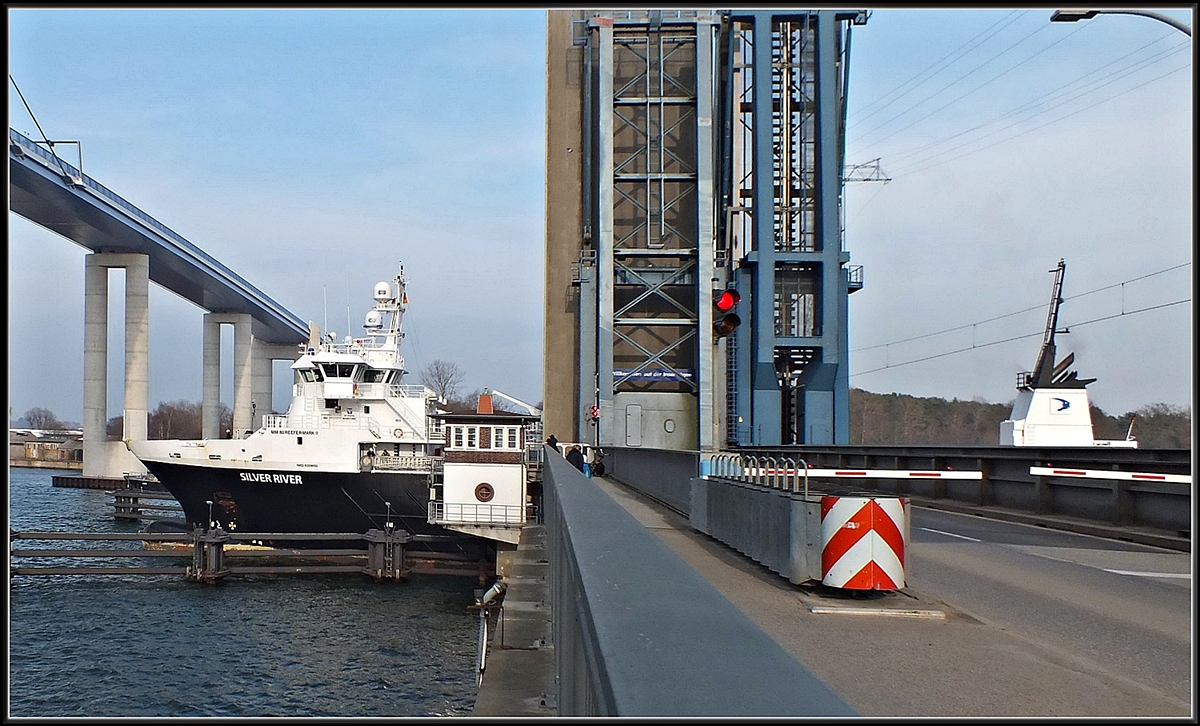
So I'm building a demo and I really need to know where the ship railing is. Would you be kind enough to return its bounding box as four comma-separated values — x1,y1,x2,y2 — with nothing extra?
388,384,431,399
260,415,377,433
428,501,526,525
374,453,435,472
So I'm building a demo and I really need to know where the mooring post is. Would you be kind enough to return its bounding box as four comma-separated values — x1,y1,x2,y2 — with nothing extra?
364,526,410,581
188,527,230,583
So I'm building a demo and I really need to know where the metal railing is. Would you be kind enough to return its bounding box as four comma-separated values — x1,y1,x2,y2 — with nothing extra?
428,502,527,525
373,453,434,472
10,127,297,326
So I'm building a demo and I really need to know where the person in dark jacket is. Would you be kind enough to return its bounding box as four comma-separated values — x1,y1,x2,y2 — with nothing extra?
545,434,559,451
565,445,586,472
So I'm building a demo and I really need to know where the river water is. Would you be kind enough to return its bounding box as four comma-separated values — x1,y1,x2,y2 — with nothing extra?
8,467,482,717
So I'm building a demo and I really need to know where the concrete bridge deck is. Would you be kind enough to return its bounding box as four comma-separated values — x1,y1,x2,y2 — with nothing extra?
475,473,1191,717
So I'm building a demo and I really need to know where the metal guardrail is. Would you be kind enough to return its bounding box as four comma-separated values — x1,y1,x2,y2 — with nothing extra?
603,445,1191,539
543,446,856,716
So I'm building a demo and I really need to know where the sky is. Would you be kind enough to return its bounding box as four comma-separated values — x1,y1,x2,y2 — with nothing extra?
6,6,1194,428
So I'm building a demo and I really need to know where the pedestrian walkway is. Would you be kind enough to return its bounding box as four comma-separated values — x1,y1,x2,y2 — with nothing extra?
473,475,1191,716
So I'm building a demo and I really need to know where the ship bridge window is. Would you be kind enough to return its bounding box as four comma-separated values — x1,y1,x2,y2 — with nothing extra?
364,370,387,383
299,369,316,383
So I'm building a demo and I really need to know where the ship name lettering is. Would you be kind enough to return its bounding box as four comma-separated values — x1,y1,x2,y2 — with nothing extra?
239,472,303,485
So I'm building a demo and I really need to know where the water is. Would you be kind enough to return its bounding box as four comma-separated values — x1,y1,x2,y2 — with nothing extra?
8,467,483,717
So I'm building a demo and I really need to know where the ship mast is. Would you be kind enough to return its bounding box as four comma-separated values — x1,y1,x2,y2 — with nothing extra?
1029,259,1067,388
1024,258,1094,390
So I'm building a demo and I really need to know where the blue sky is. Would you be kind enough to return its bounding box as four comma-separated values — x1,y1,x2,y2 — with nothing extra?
7,7,1194,427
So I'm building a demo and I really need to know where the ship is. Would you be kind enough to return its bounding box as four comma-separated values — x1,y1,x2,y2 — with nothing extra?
127,263,508,554
999,258,1137,448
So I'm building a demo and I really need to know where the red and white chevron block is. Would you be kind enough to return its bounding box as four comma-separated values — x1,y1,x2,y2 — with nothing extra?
820,496,909,590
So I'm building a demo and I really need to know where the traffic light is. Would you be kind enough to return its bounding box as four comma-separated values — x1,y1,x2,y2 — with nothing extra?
713,288,741,338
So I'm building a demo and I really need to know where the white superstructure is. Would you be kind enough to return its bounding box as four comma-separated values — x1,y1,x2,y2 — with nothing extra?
999,259,1136,448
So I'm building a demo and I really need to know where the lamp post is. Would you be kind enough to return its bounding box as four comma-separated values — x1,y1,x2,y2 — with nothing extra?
1051,9,1192,36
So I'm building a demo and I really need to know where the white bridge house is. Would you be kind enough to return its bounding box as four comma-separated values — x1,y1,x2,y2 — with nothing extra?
427,394,541,545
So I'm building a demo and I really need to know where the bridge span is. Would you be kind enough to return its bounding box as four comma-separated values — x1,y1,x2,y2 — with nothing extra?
474,443,1191,716
9,127,308,479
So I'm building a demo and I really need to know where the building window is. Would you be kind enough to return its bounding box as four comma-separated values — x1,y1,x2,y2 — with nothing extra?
453,426,464,448
508,428,519,449
467,427,477,448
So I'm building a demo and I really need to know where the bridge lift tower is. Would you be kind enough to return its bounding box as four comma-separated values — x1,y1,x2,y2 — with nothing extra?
544,8,868,452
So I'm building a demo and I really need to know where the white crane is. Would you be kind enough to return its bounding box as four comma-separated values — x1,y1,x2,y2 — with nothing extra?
483,389,542,417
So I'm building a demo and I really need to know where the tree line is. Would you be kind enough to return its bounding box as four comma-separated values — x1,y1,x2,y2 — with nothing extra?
14,375,1188,448
848,389,1192,449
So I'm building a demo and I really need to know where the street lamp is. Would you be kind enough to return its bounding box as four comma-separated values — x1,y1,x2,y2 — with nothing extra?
1051,9,1192,36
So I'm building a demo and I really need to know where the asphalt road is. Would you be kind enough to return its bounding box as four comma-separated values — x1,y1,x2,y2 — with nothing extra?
594,477,1194,718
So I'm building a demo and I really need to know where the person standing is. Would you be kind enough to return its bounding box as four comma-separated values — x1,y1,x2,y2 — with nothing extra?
565,444,586,473
546,434,559,451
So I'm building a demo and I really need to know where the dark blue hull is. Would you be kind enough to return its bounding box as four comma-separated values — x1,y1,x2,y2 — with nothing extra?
139,459,488,554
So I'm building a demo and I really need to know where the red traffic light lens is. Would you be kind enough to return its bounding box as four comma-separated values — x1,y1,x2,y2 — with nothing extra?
714,289,740,312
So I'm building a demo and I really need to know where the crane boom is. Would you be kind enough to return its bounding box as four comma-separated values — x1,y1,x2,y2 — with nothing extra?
484,388,542,416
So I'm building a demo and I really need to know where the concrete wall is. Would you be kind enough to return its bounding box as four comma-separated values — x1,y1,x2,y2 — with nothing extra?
544,10,585,442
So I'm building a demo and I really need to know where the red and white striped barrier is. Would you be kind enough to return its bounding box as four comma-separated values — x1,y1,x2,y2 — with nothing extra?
747,468,982,480
1029,466,1190,484
820,496,909,591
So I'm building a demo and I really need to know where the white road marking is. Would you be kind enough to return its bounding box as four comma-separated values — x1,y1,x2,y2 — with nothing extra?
920,527,980,542
1101,568,1191,579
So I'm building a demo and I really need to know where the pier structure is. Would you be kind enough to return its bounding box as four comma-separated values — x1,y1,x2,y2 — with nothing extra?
545,9,869,454
9,128,308,479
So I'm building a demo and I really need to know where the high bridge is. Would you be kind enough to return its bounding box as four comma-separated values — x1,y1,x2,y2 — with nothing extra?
9,127,308,480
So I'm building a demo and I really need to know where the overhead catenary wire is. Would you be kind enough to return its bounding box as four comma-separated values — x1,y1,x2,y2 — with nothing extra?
854,18,1060,149
894,53,1191,178
852,262,1191,353
851,298,1190,378
849,10,1028,128
882,32,1187,170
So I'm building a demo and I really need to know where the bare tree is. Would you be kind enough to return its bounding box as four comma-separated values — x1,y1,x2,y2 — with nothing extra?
149,400,203,440
420,360,465,401
24,407,65,430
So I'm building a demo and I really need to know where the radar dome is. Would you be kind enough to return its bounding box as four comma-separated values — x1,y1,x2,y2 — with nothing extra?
374,282,392,301
364,310,383,328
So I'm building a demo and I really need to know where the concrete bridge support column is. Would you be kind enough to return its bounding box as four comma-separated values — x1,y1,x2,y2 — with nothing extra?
82,252,151,478
83,256,109,455
202,313,254,438
232,317,253,435
123,254,150,442
251,340,298,426
202,315,222,439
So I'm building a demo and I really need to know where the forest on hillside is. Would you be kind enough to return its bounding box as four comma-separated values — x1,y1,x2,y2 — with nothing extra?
848,389,1192,448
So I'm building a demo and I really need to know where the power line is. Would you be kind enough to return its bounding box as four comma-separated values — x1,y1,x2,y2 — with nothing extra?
851,298,1190,377
855,19,1059,149
892,50,1190,177
849,10,1027,127
851,262,1190,352
882,32,1186,169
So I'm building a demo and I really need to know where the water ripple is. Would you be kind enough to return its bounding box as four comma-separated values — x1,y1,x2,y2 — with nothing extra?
10,468,480,717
